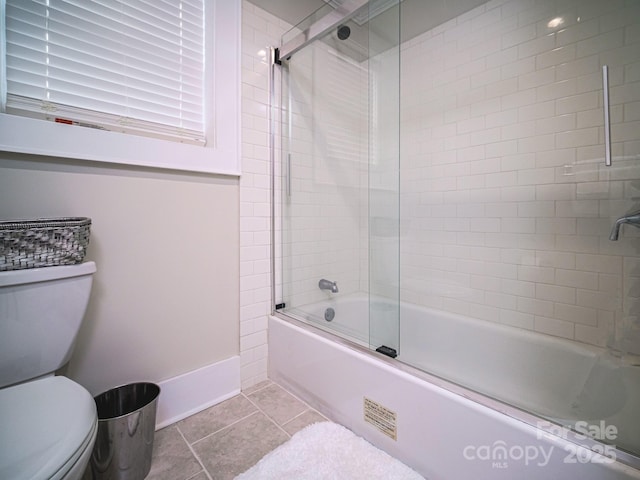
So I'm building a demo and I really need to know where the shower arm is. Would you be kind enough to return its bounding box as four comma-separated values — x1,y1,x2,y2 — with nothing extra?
610,210,640,241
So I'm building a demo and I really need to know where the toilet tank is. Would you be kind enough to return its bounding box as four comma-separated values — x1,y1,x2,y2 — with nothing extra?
0,262,96,388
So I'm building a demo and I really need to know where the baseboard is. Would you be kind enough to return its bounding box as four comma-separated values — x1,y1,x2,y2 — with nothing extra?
155,355,241,429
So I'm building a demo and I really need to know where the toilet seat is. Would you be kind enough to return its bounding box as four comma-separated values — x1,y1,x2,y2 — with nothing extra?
0,376,98,480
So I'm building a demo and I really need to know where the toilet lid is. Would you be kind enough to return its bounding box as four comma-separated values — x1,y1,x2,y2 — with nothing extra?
0,376,97,480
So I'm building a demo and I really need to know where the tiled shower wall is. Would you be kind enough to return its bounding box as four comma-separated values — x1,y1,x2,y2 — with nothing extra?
240,2,289,389
400,0,640,352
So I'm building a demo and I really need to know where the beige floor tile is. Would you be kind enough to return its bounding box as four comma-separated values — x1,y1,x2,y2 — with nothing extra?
192,412,288,480
177,395,257,444
247,383,307,426
242,379,272,395
146,425,203,480
281,410,328,436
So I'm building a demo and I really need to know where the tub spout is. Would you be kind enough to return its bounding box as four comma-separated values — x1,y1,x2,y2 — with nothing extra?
319,278,339,293
610,210,640,241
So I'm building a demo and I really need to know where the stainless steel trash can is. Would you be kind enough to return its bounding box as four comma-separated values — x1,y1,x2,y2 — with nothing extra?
89,383,160,480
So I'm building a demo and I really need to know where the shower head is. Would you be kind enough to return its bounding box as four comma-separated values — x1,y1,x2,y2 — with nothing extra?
337,25,351,40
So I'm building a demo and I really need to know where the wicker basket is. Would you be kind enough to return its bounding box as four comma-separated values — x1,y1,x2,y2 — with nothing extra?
0,217,91,271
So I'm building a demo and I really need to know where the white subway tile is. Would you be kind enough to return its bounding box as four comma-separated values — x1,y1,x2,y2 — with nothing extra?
555,234,600,253
518,264,555,283
519,66,556,90
470,158,502,175
555,128,600,148
576,218,610,236
470,127,502,145
536,283,576,304
557,18,599,47
577,29,624,58
576,253,623,273
518,133,555,153
556,200,600,217
556,268,599,290
574,322,609,347
501,248,536,265
500,310,535,329
501,153,536,171
502,217,536,233
519,231,553,252
556,54,601,81
610,81,640,105
518,33,556,59
518,296,554,317
517,167,555,185
535,114,577,135
502,278,536,297
598,273,622,294
486,201,519,217
470,218,502,232
535,218,577,234
534,316,575,339
471,274,502,292
535,251,575,270
502,24,537,49
517,201,555,217
502,120,536,140
485,291,518,309
518,100,555,121
502,87,537,110
556,91,600,114
537,79,578,102
536,183,576,200
486,171,518,187
576,289,622,312
625,101,640,122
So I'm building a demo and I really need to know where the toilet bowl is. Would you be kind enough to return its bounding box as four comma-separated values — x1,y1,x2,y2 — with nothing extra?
0,377,98,480
0,261,98,480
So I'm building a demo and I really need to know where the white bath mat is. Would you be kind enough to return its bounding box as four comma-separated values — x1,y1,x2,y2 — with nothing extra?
234,422,425,480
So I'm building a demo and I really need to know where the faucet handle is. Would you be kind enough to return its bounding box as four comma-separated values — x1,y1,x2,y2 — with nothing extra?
610,209,640,241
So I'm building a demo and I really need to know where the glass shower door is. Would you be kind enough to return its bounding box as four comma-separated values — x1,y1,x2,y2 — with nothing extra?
277,2,401,354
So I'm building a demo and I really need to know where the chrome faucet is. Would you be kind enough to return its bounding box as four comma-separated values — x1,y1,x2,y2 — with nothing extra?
318,279,339,293
610,209,640,241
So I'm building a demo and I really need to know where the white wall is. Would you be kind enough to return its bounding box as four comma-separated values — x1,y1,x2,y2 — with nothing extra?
0,155,239,395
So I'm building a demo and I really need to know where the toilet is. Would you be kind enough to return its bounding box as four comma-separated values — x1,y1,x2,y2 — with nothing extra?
0,261,98,480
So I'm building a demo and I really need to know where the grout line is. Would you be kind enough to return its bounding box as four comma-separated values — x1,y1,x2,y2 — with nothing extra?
242,392,293,439
188,410,262,446
280,408,312,428
242,380,274,396
175,427,213,480
185,469,209,480
267,379,329,422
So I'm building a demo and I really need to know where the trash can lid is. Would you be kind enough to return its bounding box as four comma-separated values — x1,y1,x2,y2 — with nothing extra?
0,376,97,480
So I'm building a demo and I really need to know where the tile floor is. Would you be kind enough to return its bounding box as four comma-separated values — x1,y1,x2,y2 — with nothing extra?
146,380,328,480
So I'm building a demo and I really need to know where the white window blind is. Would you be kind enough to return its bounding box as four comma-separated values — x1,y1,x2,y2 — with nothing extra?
4,0,205,145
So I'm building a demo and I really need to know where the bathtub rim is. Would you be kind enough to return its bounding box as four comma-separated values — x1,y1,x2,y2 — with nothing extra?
272,309,640,471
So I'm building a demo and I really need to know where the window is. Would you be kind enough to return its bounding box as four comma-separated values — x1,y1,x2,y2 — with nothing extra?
0,0,240,175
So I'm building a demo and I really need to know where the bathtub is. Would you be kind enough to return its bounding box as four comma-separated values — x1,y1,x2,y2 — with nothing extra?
270,295,640,479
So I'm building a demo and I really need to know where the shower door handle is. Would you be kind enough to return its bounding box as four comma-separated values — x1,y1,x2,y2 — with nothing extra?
602,65,612,167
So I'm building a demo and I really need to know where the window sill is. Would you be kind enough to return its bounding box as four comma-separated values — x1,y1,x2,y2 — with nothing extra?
0,114,240,175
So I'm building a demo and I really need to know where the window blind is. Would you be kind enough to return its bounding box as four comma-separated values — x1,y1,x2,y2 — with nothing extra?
4,0,205,144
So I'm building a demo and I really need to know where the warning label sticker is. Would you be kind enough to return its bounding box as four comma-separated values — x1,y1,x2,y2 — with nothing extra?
364,397,397,441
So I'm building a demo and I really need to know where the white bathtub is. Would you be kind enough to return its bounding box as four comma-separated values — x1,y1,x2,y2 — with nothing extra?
271,295,640,479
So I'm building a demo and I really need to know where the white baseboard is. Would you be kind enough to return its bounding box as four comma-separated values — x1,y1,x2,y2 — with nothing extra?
155,356,240,429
